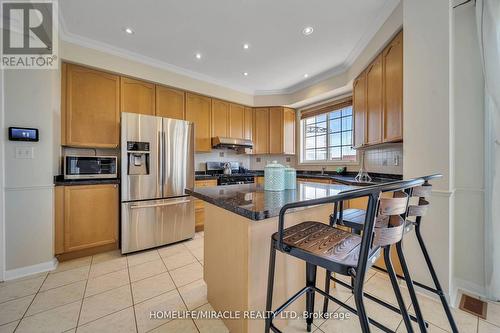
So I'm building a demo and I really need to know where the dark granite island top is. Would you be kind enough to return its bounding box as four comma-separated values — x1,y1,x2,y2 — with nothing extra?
186,182,358,221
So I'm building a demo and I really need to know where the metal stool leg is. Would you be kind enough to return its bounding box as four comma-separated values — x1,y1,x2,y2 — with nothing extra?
384,246,413,333
306,263,317,332
353,270,370,333
322,270,331,315
265,242,277,333
396,241,427,332
415,223,459,333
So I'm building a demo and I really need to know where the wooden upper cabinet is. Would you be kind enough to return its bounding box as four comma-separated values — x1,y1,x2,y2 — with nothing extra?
211,99,230,138
253,108,270,154
63,63,120,148
155,85,185,120
229,103,245,139
63,184,118,253
244,107,253,141
382,31,403,142
269,107,283,154
353,72,367,148
366,54,383,145
185,93,212,152
283,107,296,155
120,77,155,115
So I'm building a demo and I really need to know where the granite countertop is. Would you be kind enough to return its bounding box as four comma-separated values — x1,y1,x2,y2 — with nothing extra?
186,182,358,221
54,175,120,186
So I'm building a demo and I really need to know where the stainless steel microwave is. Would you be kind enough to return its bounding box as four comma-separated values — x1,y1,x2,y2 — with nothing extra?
64,155,118,180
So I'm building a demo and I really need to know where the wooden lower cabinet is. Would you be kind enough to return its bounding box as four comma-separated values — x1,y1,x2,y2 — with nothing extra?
55,184,119,259
255,176,265,185
194,179,218,231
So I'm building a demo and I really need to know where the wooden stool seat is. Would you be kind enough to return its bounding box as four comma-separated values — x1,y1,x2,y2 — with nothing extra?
272,221,380,275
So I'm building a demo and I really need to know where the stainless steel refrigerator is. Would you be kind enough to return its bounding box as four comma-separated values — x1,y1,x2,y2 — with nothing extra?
121,112,195,254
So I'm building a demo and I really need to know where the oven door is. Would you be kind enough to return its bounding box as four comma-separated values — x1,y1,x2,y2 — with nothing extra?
121,196,195,254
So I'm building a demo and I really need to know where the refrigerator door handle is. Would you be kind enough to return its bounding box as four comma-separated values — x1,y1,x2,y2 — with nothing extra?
162,130,166,188
158,130,163,192
130,200,191,209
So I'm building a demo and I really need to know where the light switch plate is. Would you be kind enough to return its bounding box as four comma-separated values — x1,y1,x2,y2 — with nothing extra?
15,147,34,159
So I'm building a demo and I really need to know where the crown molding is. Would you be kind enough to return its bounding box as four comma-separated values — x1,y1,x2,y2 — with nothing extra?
58,0,400,97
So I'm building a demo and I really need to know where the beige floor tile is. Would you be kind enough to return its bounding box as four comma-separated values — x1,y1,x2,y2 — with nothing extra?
409,294,478,332
318,309,384,333
92,250,123,264
26,280,85,316
40,265,89,291
53,257,91,273
200,260,204,266
149,318,198,332
127,249,160,267
79,285,132,325
0,276,45,303
129,259,167,283
189,246,204,261
0,320,19,333
344,296,403,331
183,238,203,251
162,250,197,271
479,320,500,333
0,295,34,325
134,289,187,333
396,318,449,332
16,300,81,333
178,279,208,310
279,318,322,333
170,262,203,288
192,303,229,333
131,272,176,304
85,268,129,297
89,257,127,278
0,273,47,287
486,301,500,327
364,272,411,307
76,306,136,333
194,232,204,239
158,243,188,259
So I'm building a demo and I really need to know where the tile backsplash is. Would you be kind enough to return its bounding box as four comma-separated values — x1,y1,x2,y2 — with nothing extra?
361,143,403,175
250,155,297,170
195,149,250,171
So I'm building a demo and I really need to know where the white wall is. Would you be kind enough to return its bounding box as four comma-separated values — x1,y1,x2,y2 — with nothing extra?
3,67,60,277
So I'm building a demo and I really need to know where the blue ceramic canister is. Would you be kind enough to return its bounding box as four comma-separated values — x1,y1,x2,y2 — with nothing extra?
264,161,285,191
284,166,296,190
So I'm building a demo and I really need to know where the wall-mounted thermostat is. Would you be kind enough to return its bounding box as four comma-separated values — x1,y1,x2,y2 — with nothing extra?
8,127,39,142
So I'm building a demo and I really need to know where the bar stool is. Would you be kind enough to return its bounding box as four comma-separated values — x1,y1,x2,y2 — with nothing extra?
264,179,423,333
326,175,458,333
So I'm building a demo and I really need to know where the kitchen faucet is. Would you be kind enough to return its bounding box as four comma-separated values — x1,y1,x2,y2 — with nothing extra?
321,167,326,175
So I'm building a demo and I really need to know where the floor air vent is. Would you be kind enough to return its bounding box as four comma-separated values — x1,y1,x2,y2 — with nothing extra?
459,293,487,319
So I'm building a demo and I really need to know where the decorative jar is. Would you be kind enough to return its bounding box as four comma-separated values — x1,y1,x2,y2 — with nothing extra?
264,161,285,191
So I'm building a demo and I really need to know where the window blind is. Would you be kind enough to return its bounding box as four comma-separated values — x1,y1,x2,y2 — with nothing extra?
300,97,353,120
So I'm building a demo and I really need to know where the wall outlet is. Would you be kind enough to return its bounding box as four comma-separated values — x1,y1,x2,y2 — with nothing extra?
219,152,224,157
286,157,291,162
393,155,400,166
15,147,34,159
382,159,388,166
256,157,261,163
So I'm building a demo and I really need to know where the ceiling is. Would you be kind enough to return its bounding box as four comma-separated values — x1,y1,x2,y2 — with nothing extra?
59,0,400,95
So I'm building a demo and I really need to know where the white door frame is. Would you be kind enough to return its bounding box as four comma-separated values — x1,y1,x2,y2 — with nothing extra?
0,68,6,281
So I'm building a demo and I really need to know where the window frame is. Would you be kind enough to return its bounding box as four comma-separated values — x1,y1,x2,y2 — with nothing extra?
299,105,358,166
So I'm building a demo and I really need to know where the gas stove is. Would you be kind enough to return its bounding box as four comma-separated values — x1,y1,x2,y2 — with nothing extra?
205,161,255,185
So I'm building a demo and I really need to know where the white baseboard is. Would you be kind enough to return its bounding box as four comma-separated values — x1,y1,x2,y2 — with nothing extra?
4,258,57,281
452,278,487,306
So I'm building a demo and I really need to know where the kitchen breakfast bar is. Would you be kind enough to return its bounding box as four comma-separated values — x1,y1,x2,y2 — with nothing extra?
186,182,360,333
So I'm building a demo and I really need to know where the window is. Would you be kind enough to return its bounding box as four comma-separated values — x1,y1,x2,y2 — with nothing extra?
301,105,356,163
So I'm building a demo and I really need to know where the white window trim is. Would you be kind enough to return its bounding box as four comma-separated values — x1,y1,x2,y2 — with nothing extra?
297,105,359,166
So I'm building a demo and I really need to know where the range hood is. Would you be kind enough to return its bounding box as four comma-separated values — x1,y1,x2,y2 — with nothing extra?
211,137,253,149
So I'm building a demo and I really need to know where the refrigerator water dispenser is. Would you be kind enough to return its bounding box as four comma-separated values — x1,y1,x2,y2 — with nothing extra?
127,141,150,175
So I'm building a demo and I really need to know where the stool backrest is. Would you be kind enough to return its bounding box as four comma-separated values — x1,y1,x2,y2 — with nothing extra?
373,191,409,247
407,185,432,217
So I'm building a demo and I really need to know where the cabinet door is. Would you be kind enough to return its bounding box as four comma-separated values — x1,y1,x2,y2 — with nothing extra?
186,93,212,152
211,99,230,137
64,184,118,252
64,64,120,148
269,107,283,154
366,55,383,145
155,85,185,120
229,103,245,139
283,108,296,155
120,77,155,115
382,31,403,143
194,179,218,231
244,107,253,141
353,72,367,148
254,108,270,154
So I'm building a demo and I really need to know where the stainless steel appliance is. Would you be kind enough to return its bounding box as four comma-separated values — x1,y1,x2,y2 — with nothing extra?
206,161,255,185
64,155,117,180
121,112,195,254
211,137,253,149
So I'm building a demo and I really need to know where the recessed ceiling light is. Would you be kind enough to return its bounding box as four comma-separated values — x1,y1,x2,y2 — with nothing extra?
304,73,309,78
243,43,250,50
243,72,248,76
124,27,134,34
195,53,202,60
302,26,314,36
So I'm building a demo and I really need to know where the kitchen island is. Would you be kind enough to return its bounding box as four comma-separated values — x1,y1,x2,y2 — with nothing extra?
186,182,359,333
